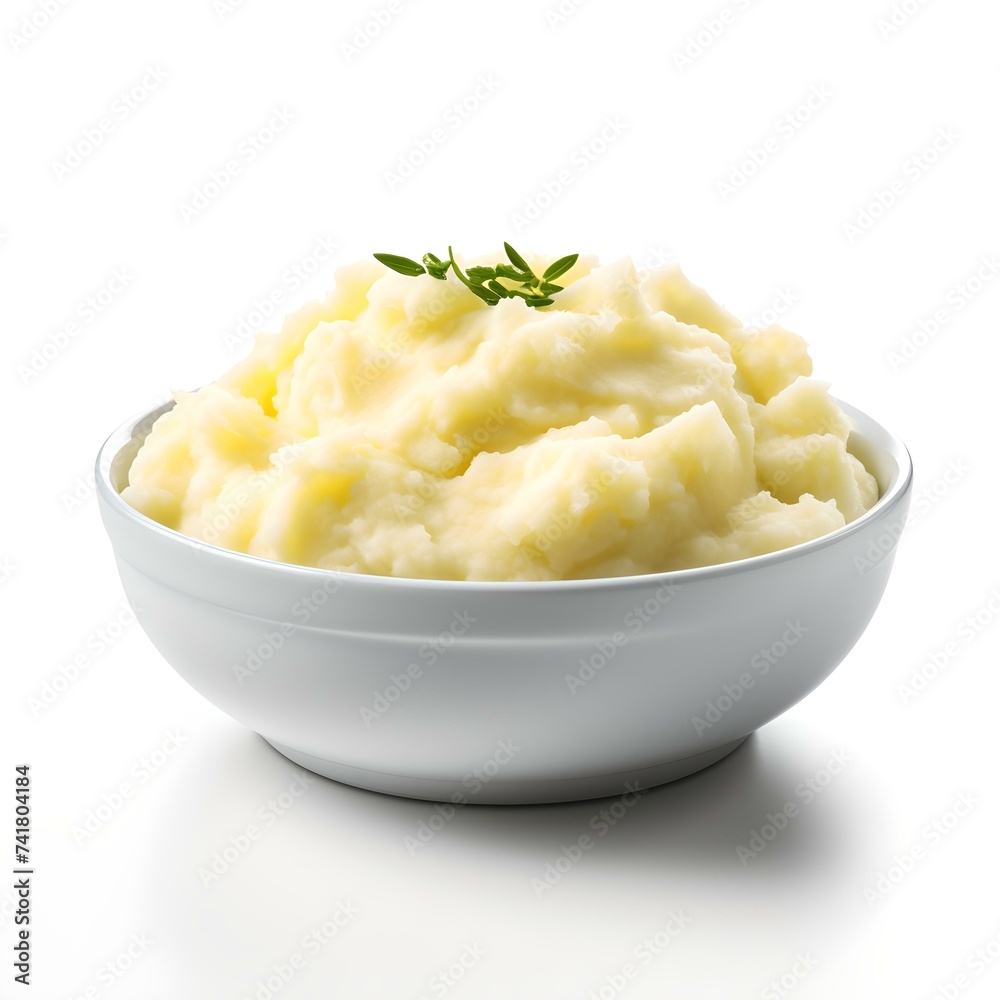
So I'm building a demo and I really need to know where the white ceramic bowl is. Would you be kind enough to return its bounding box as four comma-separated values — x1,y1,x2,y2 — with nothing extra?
97,401,911,804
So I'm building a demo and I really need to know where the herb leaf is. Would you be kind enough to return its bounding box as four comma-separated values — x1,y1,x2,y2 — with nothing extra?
448,246,499,305
372,244,578,310
503,242,532,273
495,264,533,282
470,284,501,305
374,253,426,276
466,265,498,282
422,253,451,279
542,254,578,281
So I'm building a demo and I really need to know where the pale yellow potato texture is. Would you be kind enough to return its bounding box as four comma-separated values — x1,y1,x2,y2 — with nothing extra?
123,254,878,580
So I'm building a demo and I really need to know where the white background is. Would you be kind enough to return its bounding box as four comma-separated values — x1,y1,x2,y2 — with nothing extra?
3,0,1000,996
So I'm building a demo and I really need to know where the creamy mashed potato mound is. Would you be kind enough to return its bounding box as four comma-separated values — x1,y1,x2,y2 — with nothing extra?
123,253,878,580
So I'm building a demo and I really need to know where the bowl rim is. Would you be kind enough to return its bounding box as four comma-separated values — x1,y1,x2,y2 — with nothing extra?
97,397,913,593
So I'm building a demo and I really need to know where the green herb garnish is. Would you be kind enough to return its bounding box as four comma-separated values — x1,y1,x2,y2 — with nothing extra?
373,243,578,309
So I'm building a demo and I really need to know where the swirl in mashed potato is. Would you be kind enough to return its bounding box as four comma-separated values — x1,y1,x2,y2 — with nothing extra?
123,253,878,580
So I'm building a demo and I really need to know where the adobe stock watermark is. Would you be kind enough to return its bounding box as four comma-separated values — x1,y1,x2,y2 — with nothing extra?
469,244,670,364
672,0,759,73
928,925,1000,1000
415,943,486,1000
232,574,344,685
633,243,676,278
716,85,834,202
544,0,590,29
897,587,1000,706
384,75,500,191
204,445,301,545
0,889,20,928
761,953,819,1000
71,731,189,846
908,459,970,520
510,116,628,233
519,455,633,567
214,0,250,20
178,107,295,224
17,268,134,386
351,281,462,392
61,468,98,514
877,0,935,40
584,912,693,1000
240,904,358,1000
853,458,970,577
886,254,999,372
7,0,73,53
746,287,797,330
352,328,413,391
361,610,477,725
340,0,411,63
403,739,521,854
564,581,682,695
736,749,851,864
392,406,510,515
843,126,959,244
28,602,141,716
530,783,648,896
692,620,810,737
863,791,979,906
198,770,317,886
222,236,339,352
61,394,172,513
70,933,153,1000
52,66,169,180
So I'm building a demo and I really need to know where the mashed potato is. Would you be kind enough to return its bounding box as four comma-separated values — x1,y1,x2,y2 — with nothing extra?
123,253,878,580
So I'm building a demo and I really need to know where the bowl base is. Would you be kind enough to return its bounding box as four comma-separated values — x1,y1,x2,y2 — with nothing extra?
262,735,750,805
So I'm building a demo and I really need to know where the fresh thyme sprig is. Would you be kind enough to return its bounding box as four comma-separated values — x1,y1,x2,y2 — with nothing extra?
373,243,578,309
